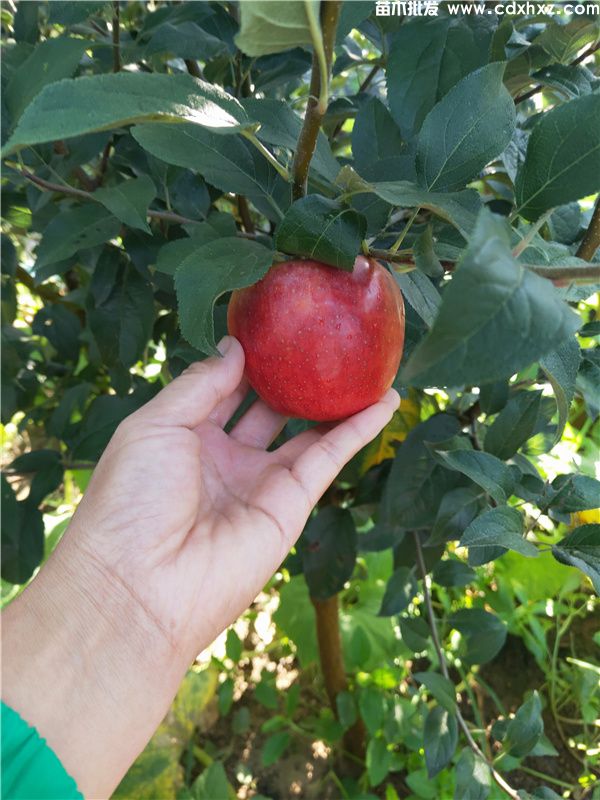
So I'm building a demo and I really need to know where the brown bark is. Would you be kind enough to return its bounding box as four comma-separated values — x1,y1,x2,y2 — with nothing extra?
311,594,365,759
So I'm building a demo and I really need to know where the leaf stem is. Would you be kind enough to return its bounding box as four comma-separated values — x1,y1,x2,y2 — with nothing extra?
389,208,419,254
512,208,554,258
291,0,342,199
241,130,290,181
413,533,520,800
576,196,600,261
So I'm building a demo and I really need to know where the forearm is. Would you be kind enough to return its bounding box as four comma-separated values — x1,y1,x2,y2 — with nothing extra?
2,533,189,799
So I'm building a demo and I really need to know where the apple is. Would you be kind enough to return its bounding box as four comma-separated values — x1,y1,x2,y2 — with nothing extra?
227,256,405,421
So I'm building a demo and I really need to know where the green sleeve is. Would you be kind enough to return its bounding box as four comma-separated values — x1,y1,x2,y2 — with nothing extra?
1,702,83,800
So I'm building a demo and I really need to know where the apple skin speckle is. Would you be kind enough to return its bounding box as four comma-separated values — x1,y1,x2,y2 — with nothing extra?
227,256,405,421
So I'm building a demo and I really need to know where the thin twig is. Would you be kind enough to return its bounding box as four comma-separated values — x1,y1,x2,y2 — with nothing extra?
368,246,600,283
112,1,121,73
184,59,203,80
576,196,600,261
94,140,112,189
18,167,260,236
413,533,520,800
514,41,599,104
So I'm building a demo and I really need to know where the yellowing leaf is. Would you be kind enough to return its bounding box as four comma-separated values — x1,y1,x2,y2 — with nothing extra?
114,665,218,800
361,396,420,474
572,508,600,526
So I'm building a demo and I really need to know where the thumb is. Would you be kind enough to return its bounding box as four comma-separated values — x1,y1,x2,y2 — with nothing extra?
132,336,245,429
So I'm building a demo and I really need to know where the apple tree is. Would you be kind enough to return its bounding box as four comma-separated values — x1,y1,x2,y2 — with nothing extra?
2,1,600,796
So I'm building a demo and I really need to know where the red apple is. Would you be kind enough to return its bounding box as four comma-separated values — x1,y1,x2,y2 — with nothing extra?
227,256,405,421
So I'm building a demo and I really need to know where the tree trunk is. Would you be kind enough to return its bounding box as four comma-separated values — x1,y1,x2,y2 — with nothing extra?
311,594,365,759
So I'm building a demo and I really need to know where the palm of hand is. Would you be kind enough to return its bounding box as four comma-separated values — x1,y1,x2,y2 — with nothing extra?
68,341,398,659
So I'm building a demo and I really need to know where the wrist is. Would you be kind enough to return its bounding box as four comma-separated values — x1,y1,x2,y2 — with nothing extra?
2,532,188,798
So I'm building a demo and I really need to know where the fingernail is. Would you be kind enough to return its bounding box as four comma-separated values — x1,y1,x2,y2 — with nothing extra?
217,336,233,357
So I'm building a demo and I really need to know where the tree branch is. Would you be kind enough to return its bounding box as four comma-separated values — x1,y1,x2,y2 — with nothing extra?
291,0,342,200
576,197,600,261
18,168,261,238
368,248,600,283
514,42,599,105
112,1,121,72
184,58,204,80
413,533,520,800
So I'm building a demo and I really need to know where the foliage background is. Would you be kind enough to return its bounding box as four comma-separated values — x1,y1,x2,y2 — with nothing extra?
1,1,600,798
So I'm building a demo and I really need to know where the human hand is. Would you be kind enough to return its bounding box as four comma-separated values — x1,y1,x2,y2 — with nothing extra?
2,336,399,799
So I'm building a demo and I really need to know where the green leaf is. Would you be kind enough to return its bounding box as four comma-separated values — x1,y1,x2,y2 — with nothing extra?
454,748,491,800
132,124,284,219
140,21,228,61
399,616,430,652
381,414,464,530
346,625,372,670
449,608,507,664
299,507,357,601
1,476,44,584
515,94,600,221
47,1,107,25
192,762,230,800
34,205,120,275
533,64,598,101
434,449,516,505
423,707,458,778
175,237,273,357
540,337,582,445
401,210,580,388
336,691,357,729
369,180,481,239
5,37,89,122
359,687,386,736
225,629,242,662
414,672,456,714
432,559,476,588
479,380,509,415
484,390,543,460
547,474,600,514
2,72,251,156
261,732,291,767
460,507,538,566
94,176,156,234
533,17,600,64
504,691,544,758
87,248,155,369
352,97,406,174
428,487,482,545
413,226,443,279
378,567,417,617
416,63,515,192
218,678,234,716
386,16,495,138
32,305,81,362
235,0,319,56
366,737,391,787
552,525,600,593
393,271,440,328
275,196,366,271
